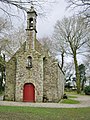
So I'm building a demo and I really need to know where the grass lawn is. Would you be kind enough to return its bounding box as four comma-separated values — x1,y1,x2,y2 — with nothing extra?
60,94,79,104
0,106,90,120
68,95,77,98
60,99,80,104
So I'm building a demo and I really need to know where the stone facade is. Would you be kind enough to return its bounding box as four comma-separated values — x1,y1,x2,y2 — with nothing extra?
4,7,64,102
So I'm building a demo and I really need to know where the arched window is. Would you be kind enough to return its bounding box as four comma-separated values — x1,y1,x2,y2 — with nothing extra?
29,18,33,29
26,56,32,68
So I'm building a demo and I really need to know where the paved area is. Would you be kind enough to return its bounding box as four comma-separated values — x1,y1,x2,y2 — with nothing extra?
0,94,90,108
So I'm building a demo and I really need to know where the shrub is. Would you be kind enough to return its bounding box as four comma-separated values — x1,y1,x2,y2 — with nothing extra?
84,86,90,95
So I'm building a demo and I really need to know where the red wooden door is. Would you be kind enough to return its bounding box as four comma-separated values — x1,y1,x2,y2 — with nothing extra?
23,83,35,102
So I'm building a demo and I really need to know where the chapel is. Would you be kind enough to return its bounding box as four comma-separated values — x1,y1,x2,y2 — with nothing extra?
4,6,64,102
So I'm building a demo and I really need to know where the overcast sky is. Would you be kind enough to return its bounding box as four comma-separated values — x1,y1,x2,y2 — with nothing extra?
37,0,72,38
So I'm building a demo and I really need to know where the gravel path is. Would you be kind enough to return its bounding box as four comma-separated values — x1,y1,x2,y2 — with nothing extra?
0,94,90,108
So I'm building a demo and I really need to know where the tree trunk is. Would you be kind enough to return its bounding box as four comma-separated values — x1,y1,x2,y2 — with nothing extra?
61,51,64,70
73,53,81,94
81,80,84,91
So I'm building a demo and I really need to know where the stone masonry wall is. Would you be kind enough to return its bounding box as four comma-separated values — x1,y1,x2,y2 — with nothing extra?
57,65,64,99
15,49,44,102
4,43,26,101
43,56,60,102
4,57,16,101
35,40,44,54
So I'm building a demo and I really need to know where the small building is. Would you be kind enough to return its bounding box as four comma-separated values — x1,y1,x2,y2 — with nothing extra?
4,7,64,102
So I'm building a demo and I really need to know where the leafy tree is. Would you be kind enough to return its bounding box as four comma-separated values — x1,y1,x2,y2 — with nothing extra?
84,86,90,95
52,15,89,93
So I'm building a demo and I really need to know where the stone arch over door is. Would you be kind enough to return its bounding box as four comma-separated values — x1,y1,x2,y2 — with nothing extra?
23,83,35,102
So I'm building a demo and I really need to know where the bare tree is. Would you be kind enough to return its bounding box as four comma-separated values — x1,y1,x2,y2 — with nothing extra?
2,26,26,59
84,37,90,80
52,24,69,71
0,17,11,53
0,17,11,37
0,0,45,11
63,60,75,80
52,15,89,93
0,0,56,17
39,37,57,57
66,0,90,19
0,17,26,59
39,37,51,50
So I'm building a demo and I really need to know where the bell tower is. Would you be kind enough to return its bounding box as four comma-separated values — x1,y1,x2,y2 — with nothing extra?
26,6,37,50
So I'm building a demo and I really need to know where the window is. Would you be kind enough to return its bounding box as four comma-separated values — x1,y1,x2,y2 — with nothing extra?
29,18,33,29
26,56,32,68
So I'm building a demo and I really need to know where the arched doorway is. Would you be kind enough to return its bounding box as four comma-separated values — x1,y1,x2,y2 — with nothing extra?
23,83,35,102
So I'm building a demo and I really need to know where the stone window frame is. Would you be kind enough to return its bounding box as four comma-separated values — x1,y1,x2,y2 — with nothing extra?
26,56,32,69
